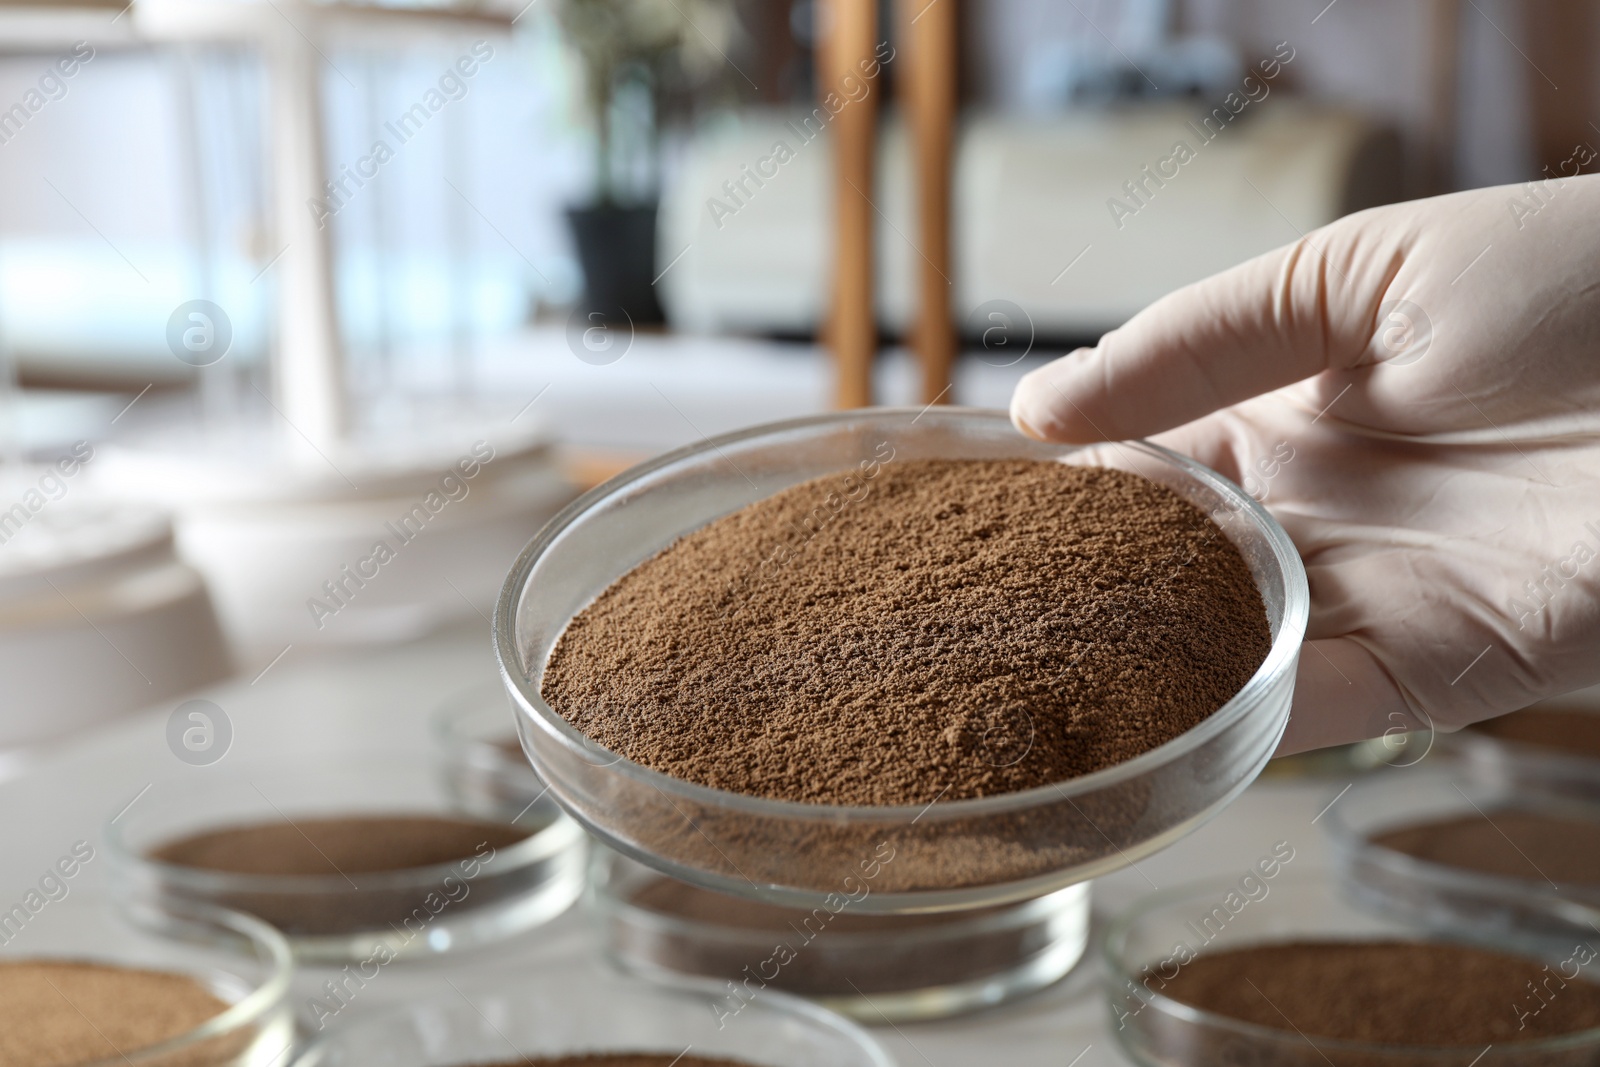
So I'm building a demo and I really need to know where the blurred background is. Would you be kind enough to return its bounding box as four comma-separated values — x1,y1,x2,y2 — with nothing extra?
0,0,1593,759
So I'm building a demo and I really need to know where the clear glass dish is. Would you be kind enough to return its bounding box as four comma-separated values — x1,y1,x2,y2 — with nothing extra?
1450,701,1600,806
288,968,892,1067
589,845,1089,1022
106,751,585,963
494,407,1308,911
0,892,293,1067
434,680,564,825
1322,768,1600,942
1104,871,1600,1067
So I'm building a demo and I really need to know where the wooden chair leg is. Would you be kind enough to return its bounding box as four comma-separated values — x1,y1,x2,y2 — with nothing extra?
819,0,878,409
898,0,957,407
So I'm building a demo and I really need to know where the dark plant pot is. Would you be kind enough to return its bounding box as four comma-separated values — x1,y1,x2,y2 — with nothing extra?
565,201,666,325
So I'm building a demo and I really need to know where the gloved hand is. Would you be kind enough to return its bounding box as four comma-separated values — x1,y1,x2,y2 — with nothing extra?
1011,176,1600,755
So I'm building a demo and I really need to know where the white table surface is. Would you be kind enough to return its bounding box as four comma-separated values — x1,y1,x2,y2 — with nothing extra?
0,617,1372,1067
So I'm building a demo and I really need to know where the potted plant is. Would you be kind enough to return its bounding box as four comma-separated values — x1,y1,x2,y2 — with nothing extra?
556,0,742,324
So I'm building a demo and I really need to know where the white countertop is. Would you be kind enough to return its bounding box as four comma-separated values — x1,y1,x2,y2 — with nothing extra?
0,618,1366,1067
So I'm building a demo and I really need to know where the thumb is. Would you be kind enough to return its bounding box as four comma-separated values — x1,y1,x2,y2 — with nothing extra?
1011,221,1386,443
1279,637,1418,756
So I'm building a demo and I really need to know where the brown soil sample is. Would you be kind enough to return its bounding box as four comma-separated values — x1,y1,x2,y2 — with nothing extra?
543,459,1270,805
152,815,529,876
1160,941,1600,1046
0,960,230,1067
1470,706,1600,760
149,814,534,937
1373,811,1600,887
467,1058,756,1067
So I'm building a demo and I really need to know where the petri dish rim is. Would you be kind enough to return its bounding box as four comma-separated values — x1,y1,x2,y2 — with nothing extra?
1320,769,1600,920
589,846,1090,948
103,751,582,897
1102,869,1600,1060
494,406,1310,824
11,894,293,1067
287,969,894,1067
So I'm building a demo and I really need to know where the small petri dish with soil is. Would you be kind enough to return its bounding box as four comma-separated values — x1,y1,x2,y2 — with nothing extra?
107,752,585,963
495,408,1308,912
288,968,891,1067
589,845,1089,1022
1323,768,1600,942
1452,696,1600,805
1105,871,1600,1067
0,891,292,1067
434,680,563,824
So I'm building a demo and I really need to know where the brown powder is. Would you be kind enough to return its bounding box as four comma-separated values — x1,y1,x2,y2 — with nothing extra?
543,459,1270,806
0,960,230,1067
1160,941,1600,1047
152,815,529,876
1470,706,1600,760
149,814,533,936
1372,811,1600,887
466,1058,756,1067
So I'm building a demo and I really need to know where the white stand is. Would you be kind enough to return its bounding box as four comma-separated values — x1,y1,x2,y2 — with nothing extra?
134,0,515,454
269,26,346,448
101,2,559,662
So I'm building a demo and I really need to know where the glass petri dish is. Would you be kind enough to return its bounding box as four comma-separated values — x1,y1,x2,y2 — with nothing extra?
288,968,892,1067
494,407,1308,912
1104,871,1600,1067
1322,769,1600,942
106,752,585,963
1450,701,1600,806
0,892,292,1067
434,680,565,825
589,845,1089,1022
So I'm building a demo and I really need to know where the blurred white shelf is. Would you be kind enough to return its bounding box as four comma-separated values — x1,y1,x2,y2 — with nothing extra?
0,2,141,50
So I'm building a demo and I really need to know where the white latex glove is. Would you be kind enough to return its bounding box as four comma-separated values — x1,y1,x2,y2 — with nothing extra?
1011,176,1600,755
